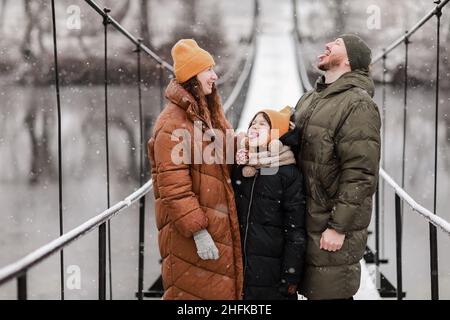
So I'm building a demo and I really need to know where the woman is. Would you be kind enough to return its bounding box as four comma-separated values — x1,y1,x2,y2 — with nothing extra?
147,39,243,300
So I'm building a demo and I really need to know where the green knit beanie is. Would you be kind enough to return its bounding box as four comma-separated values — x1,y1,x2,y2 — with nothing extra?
339,34,372,71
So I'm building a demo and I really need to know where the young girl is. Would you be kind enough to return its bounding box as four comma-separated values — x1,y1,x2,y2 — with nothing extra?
232,107,306,300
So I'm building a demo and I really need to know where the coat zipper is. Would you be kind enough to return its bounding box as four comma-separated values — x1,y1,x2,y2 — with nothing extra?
243,170,258,283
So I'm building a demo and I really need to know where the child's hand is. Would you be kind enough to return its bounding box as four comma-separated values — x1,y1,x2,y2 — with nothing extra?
236,148,248,165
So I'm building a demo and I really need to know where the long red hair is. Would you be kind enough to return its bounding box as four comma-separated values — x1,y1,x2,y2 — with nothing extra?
181,77,228,132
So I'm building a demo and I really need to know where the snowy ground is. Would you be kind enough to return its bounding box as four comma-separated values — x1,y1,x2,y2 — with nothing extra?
355,260,381,300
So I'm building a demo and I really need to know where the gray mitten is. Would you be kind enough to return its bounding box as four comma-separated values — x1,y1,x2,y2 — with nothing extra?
193,229,219,260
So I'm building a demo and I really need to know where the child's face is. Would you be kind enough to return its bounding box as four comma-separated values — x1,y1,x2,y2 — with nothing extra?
248,113,270,146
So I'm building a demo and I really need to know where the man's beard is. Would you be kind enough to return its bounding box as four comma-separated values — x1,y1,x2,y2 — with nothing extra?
317,55,342,71
317,61,329,71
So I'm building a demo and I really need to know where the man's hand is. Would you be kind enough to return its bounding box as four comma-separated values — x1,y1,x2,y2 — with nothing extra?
287,284,297,295
320,228,345,252
279,282,298,296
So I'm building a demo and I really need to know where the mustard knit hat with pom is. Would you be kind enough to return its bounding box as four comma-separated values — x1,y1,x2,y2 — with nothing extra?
249,106,293,141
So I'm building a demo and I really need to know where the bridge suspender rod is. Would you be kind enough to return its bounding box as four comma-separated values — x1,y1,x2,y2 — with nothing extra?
394,194,403,300
159,65,164,113
135,38,146,301
99,7,113,301
380,51,387,261
430,2,442,301
401,32,409,190
50,0,65,300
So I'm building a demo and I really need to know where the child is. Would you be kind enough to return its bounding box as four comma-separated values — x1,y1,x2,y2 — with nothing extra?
232,106,306,300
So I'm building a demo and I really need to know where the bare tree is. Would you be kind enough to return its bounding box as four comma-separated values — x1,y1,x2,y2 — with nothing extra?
331,0,346,34
20,0,56,184
21,0,38,64
139,0,151,46
110,117,140,181
20,0,52,73
0,0,8,35
24,87,56,184
185,0,197,26
110,0,131,25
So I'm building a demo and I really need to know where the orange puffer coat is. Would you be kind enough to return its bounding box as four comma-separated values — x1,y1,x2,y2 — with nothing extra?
147,79,243,300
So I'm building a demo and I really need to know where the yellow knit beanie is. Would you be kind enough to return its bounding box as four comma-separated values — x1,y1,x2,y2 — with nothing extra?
250,106,293,141
171,39,215,83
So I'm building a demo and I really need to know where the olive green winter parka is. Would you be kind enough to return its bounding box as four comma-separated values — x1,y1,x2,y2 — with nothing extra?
294,70,381,300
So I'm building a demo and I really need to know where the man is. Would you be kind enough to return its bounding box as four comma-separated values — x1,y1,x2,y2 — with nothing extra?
295,34,381,300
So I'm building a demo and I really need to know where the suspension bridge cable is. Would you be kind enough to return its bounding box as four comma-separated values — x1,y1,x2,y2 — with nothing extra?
84,0,173,72
50,0,65,300
372,0,450,63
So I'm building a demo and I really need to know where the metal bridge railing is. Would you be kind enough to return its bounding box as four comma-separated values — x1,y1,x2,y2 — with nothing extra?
0,0,259,300
371,0,450,300
293,0,450,300
0,181,153,298
378,169,450,237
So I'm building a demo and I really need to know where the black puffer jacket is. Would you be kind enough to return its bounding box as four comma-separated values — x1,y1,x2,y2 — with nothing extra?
231,131,307,300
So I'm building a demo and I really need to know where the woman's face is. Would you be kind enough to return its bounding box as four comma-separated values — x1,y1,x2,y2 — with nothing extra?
248,113,271,146
196,66,218,95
